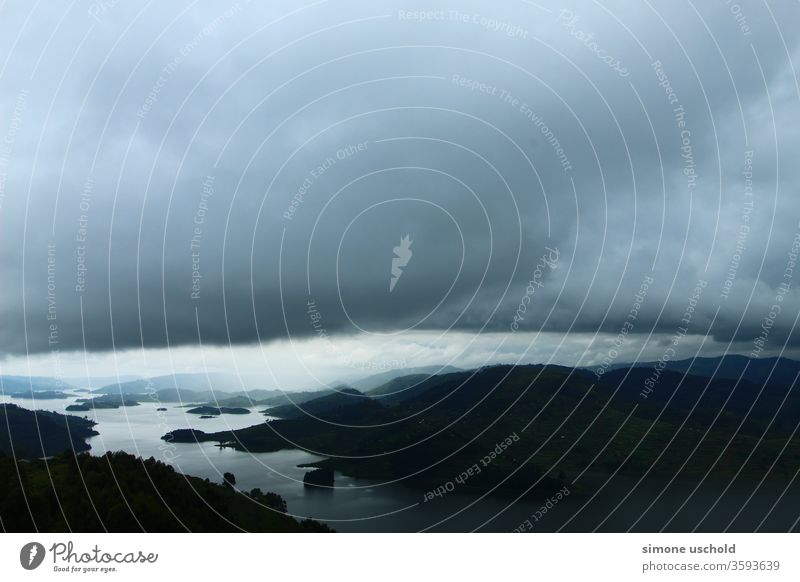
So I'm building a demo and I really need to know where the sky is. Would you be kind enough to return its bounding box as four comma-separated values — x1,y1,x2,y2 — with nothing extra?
1,0,799,389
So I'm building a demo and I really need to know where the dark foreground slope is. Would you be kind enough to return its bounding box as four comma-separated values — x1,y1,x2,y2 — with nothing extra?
0,451,331,532
0,403,98,459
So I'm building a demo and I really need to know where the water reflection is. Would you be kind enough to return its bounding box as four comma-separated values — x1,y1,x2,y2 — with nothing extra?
3,393,798,532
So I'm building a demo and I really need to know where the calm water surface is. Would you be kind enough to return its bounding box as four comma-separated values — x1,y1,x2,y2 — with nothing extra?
4,392,798,532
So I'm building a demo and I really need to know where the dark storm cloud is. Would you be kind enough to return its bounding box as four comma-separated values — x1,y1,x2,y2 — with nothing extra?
1,0,799,359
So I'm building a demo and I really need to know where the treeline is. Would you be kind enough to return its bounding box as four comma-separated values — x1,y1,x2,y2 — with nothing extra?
0,450,332,532
166,364,800,492
0,403,98,458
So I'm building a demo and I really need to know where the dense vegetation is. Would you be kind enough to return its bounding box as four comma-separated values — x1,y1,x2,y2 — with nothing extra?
166,364,800,496
185,406,251,415
266,387,382,420
66,394,142,411
0,404,98,458
0,451,332,532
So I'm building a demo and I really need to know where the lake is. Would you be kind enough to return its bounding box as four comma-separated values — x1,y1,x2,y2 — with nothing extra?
3,392,798,532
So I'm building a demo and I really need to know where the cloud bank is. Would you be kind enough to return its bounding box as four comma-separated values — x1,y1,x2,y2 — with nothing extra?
1,0,799,375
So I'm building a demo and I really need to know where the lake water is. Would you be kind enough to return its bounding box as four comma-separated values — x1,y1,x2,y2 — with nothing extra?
3,392,799,532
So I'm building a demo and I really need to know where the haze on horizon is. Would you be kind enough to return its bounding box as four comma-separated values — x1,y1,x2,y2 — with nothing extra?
1,1,800,389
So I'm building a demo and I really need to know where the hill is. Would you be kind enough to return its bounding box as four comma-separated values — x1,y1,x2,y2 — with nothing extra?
346,365,462,392
7,390,70,399
93,373,248,396
607,355,800,387
267,388,382,421
185,406,251,416
367,371,469,405
0,376,72,392
66,394,141,411
0,404,98,459
595,366,800,438
165,363,800,496
0,451,332,532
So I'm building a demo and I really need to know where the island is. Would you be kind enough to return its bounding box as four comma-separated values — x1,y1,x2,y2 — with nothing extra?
303,468,334,488
66,395,141,411
162,363,800,499
185,406,251,416
8,390,70,400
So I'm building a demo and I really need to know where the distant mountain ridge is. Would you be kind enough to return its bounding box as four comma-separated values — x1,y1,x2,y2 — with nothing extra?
345,365,462,392
92,372,248,395
267,388,381,421
0,376,73,392
604,355,800,386
165,361,800,498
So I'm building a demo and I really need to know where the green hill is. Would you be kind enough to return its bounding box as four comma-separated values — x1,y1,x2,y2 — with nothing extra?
0,404,98,459
0,451,332,532
165,364,800,496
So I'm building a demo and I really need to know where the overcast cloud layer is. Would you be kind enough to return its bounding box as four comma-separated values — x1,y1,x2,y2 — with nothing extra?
1,1,800,383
